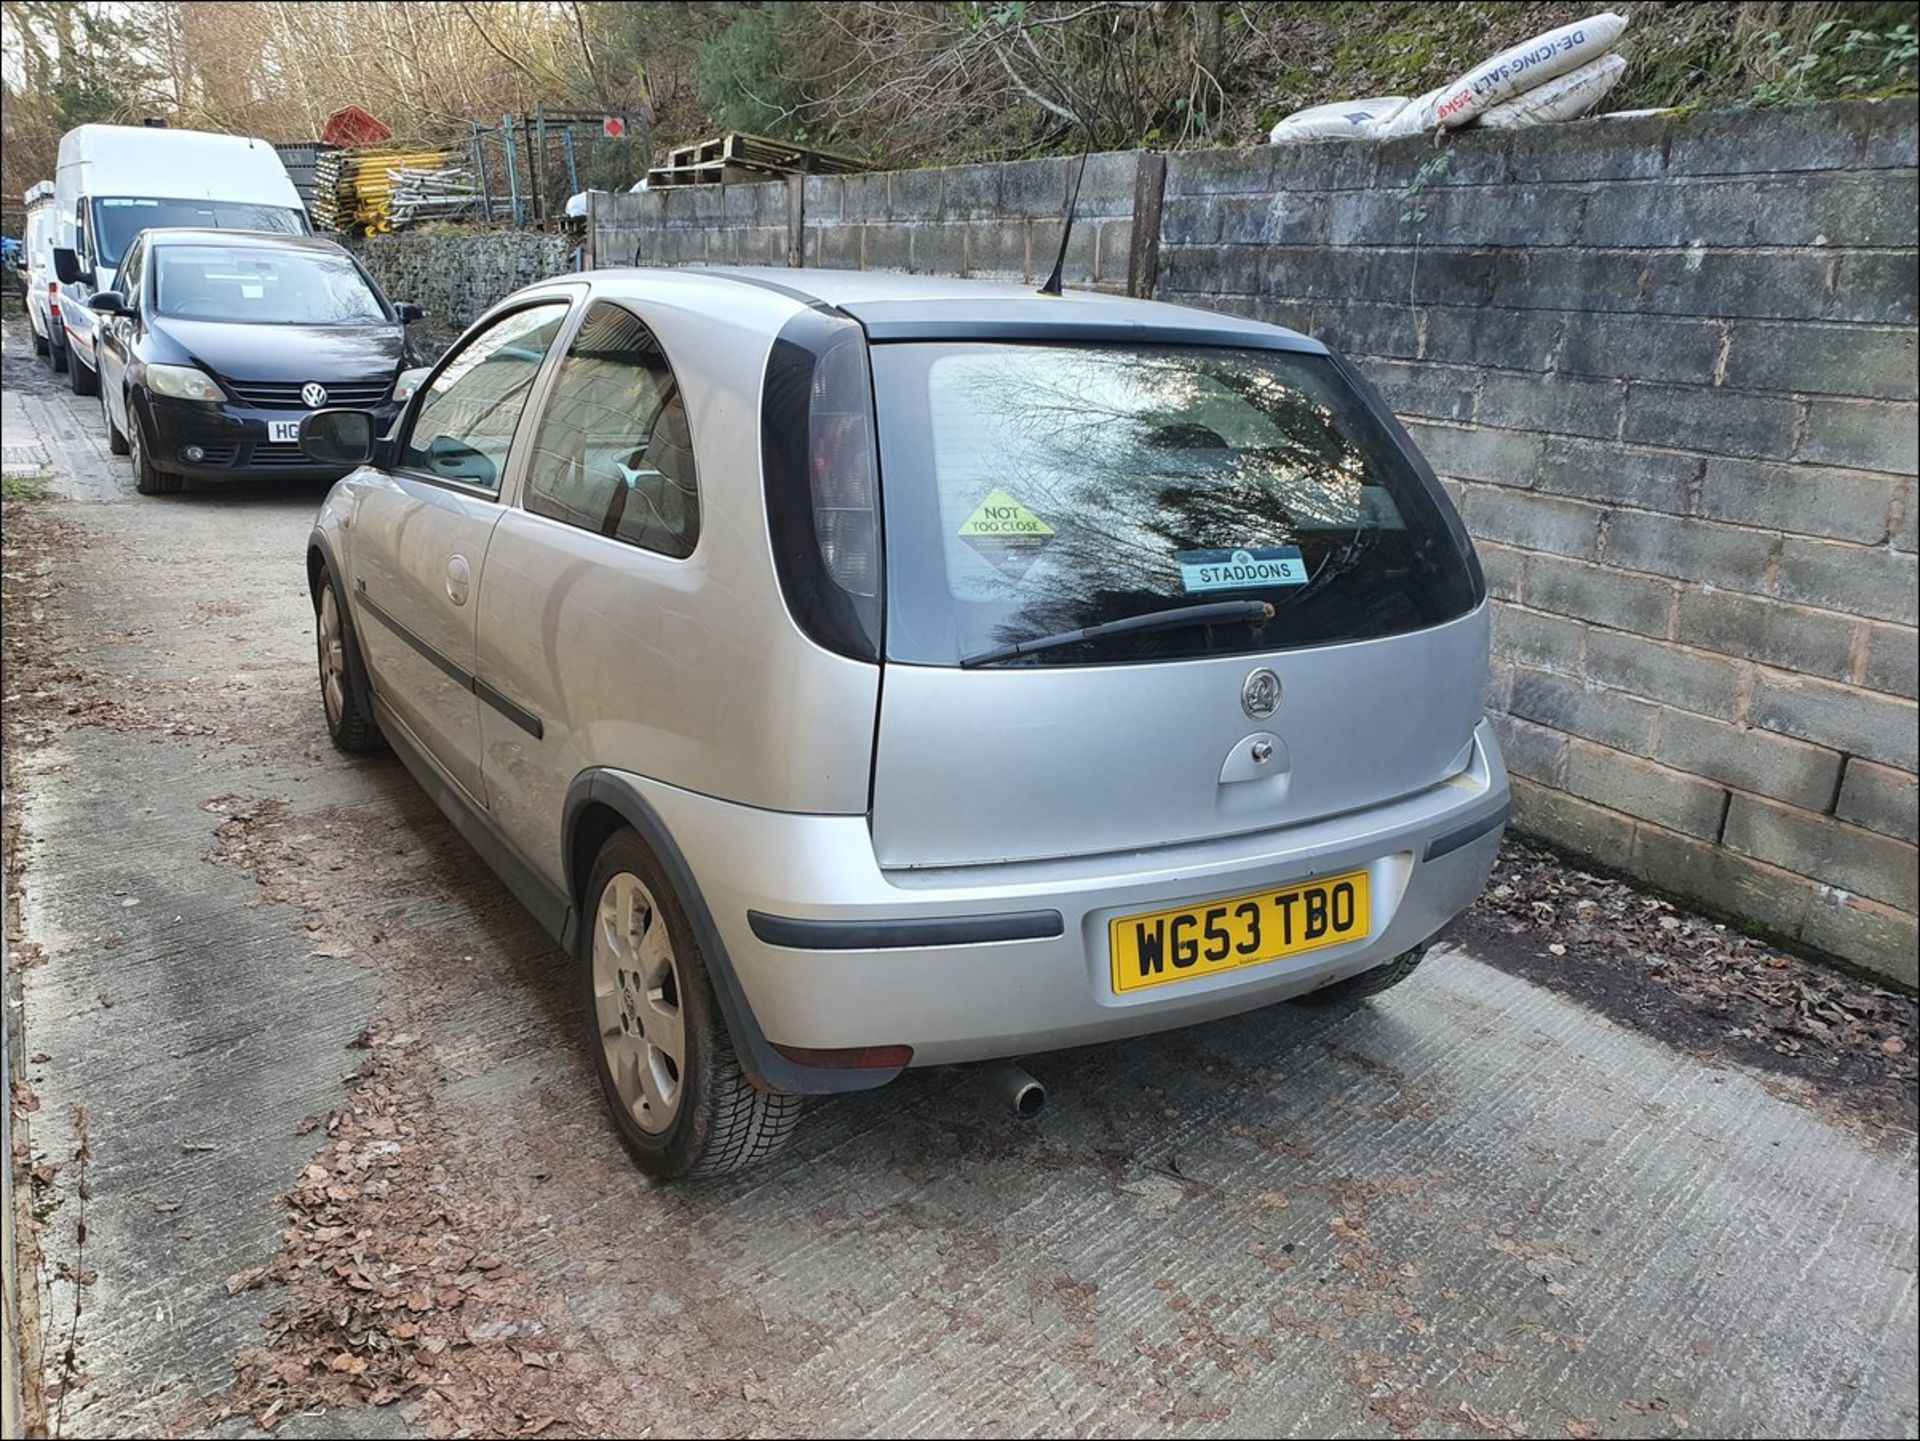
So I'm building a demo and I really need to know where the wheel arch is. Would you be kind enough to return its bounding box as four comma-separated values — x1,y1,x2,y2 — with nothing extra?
560,768,900,1097
306,526,382,738
305,531,332,604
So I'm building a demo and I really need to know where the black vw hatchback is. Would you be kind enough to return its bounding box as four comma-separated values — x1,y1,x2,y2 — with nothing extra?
88,229,425,494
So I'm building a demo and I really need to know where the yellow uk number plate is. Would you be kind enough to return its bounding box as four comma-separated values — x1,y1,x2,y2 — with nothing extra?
1109,869,1371,995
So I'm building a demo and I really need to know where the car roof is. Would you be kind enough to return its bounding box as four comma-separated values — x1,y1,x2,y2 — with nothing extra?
135,228,349,255
587,266,1327,353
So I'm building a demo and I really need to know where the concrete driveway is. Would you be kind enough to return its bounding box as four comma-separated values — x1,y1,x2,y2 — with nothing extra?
3,321,1916,1440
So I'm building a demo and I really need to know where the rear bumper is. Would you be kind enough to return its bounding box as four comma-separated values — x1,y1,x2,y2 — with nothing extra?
636,719,1509,1074
138,393,398,483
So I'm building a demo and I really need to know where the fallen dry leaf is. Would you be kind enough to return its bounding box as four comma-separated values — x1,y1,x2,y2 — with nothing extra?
225,1267,269,1295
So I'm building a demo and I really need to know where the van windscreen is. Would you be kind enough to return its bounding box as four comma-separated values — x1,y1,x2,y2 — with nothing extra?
869,342,1481,668
92,198,305,267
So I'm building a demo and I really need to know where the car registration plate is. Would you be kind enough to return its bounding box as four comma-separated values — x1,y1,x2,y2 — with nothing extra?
1109,868,1371,995
267,419,303,443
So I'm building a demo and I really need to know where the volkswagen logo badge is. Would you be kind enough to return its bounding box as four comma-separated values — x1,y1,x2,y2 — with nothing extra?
301,382,329,408
1241,668,1282,720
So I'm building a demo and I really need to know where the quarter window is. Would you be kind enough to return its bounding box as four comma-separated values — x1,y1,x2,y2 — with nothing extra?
399,302,569,493
118,240,145,310
523,301,699,559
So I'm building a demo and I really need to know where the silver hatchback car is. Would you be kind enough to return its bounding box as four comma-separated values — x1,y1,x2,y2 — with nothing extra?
299,268,1509,1179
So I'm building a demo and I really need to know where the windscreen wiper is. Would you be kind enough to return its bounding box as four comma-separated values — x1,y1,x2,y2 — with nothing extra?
960,600,1275,668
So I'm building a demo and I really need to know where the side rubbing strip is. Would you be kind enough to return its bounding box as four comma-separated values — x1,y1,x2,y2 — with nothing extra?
355,588,472,689
475,679,543,739
1422,802,1511,862
354,586,543,739
748,909,1065,950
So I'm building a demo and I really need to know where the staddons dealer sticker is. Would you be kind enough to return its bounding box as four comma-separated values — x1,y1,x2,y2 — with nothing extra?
1177,546,1308,593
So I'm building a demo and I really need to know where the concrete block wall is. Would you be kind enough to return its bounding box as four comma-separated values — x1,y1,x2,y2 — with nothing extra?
1153,100,1918,984
801,152,1142,289
590,153,1144,291
594,178,794,270
588,100,1917,984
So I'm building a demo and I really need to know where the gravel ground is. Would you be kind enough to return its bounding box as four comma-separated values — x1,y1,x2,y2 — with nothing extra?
3,316,1916,1440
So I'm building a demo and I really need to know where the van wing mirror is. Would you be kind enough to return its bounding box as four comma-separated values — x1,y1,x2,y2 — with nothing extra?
298,409,377,468
394,301,424,323
53,247,90,286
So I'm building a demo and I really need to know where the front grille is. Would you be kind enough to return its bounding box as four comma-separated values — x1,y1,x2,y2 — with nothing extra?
226,377,393,409
247,440,318,468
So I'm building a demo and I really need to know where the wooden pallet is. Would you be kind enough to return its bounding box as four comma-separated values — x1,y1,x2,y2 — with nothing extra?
646,131,867,188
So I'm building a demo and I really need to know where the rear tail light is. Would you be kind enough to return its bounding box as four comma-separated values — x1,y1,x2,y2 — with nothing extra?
761,311,884,661
48,281,58,319
808,329,880,598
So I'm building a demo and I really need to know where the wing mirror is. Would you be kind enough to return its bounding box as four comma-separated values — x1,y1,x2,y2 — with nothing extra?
394,301,425,323
298,408,377,468
53,247,93,287
87,290,128,315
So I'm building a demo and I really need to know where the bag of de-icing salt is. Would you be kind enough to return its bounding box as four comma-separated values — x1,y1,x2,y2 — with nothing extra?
1475,52,1628,129
1361,87,1447,140
1420,11,1629,130
1269,96,1409,144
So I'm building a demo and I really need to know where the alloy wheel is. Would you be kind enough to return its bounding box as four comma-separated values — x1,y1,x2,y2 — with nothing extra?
317,585,347,729
592,872,686,1134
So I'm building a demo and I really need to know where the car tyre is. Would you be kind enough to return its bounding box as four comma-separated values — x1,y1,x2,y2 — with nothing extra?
579,830,804,1180
312,561,382,754
128,411,182,496
1293,945,1429,1008
102,386,130,456
48,331,67,374
32,326,48,356
68,348,99,397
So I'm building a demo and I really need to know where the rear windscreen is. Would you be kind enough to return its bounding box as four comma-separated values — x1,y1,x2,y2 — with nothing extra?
870,342,1481,667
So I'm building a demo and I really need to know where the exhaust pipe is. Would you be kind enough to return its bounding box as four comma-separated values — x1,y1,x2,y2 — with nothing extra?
983,1060,1046,1118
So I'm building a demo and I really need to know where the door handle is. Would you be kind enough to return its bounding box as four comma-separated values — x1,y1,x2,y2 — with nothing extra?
445,554,470,606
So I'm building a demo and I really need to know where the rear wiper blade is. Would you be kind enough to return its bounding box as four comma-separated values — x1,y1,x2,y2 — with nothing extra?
960,599,1275,668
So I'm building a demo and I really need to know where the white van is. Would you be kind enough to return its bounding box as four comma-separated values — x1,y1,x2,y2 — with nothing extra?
52,123,307,396
22,181,64,369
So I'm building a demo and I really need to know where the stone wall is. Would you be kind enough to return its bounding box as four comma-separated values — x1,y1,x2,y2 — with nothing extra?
582,100,1919,985
355,229,580,355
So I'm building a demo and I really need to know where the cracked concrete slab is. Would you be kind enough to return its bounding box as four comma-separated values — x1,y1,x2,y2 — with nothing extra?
3,319,1916,1439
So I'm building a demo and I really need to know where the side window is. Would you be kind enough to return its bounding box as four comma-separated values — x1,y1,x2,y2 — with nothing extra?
522,301,700,559
399,302,569,493
119,242,144,309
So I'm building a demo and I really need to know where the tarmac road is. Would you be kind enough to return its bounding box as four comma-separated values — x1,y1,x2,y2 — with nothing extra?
3,319,1916,1440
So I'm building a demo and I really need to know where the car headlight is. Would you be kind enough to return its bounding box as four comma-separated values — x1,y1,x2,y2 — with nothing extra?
392,365,432,405
146,363,227,402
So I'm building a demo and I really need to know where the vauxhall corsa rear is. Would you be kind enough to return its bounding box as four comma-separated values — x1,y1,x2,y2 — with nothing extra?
299,269,1509,1179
